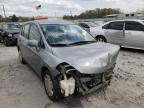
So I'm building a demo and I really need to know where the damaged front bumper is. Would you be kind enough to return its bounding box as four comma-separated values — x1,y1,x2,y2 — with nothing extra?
57,63,114,97
76,68,113,95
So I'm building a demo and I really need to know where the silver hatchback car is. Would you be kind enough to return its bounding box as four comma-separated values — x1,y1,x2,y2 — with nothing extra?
17,20,120,101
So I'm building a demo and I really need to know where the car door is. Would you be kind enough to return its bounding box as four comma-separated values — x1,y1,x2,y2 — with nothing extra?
19,24,31,63
124,21,144,49
27,23,45,73
103,21,125,45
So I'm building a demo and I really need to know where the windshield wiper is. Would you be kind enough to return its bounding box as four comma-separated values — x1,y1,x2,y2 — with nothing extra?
50,44,70,47
70,41,96,45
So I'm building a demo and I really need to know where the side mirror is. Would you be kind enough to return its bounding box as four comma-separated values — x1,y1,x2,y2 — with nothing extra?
28,40,38,47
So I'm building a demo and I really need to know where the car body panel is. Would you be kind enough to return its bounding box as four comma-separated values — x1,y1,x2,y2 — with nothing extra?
124,30,144,49
91,19,144,50
52,42,120,74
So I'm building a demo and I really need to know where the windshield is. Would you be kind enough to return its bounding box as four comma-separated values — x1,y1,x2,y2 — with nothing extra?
40,24,96,46
7,24,21,30
84,22,97,27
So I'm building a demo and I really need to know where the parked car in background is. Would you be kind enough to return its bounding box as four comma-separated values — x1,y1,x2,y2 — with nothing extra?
94,21,105,26
0,22,21,46
17,20,120,101
91,19,144,50
0,23,3,43
78,21,98,32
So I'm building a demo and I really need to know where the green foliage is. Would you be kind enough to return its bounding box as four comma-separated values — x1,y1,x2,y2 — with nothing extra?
11,14,18,22
0,14,32,22
63,8,122,20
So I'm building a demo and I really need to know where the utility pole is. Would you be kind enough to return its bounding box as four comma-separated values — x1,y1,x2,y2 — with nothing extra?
70,11,72,16
2,5,6,18
2,0,7,18
70,11,73,20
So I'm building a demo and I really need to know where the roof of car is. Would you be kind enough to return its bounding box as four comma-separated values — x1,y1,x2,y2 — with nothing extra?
27,19,74,25
107,19,143,22
102,19,144,26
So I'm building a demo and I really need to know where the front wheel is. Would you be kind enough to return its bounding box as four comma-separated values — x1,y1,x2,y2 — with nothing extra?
43,70,63,101
95,36,107,42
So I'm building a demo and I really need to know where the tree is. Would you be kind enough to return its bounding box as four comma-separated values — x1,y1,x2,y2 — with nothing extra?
63,8,122,20
11,14,18,22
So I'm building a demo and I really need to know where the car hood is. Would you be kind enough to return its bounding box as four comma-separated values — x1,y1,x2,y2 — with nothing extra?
52,42,120,74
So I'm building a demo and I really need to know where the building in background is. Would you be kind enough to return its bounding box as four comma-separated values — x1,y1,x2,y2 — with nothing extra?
105,11,144,19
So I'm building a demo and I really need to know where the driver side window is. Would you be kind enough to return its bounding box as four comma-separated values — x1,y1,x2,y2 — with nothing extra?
29,24,41,43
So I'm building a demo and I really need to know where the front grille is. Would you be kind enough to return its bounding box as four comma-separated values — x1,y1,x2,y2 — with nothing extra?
78,68,113,91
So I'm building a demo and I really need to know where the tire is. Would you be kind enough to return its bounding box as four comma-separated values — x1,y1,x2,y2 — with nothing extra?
4,37,9,46
43,70,63,101
95,36,107,42
18,50,26,64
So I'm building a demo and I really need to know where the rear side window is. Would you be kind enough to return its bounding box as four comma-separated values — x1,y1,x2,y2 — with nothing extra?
108,21,124,30
29,24,41,42
22,24,30,39
125,21,144,31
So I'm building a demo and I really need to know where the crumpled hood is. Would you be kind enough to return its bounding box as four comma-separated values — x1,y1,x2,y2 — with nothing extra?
52,42,120,74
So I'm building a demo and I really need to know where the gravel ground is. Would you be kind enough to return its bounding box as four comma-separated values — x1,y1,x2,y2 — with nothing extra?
0,43,144,108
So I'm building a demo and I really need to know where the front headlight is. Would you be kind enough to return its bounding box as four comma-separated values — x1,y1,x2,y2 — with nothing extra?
8,33,12,37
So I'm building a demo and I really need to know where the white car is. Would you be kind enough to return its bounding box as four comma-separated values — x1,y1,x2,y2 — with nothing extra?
91,19,144,50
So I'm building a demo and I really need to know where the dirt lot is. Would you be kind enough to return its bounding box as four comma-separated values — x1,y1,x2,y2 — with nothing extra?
0,43,144,108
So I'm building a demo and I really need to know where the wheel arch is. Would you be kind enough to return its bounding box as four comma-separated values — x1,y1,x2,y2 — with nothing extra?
17,45,20,51
95,35,107,42
41,66,49,81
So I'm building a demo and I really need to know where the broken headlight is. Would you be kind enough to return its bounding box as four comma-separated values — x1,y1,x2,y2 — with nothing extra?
56,62,77,78
56,63,76,97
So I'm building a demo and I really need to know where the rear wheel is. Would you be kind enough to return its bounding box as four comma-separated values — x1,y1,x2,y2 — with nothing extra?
43,70,63,101
95,36,107,42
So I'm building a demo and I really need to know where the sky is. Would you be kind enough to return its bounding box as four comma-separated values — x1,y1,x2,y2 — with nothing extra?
0,0,144,17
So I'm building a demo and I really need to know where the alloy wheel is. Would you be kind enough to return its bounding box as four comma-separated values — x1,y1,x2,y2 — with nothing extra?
44,74,54,97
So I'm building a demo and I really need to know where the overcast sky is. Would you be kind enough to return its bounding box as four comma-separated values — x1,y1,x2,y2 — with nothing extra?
0,0,144,17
